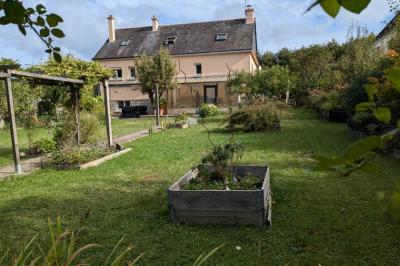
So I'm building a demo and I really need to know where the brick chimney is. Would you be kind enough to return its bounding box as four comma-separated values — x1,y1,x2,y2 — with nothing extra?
152,15,159,31
107,15,116,43
245,5,255,24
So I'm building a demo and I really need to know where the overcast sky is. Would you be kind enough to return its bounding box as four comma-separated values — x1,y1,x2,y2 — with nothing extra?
0,0,394,65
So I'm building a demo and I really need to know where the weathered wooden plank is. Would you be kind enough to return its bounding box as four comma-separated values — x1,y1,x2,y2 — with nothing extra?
172,209,265,225
168,165,271,225
102,80,113,147
0,72,10,78
169,190,262,210
10,70,84,84
4,70,22,173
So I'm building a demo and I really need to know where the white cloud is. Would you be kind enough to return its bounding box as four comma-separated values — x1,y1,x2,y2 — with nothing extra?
0,0,393,65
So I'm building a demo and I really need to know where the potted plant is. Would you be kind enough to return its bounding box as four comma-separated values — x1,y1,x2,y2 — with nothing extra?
159,98,168,115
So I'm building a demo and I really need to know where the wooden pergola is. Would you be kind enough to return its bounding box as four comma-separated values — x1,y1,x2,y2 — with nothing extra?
0,65,113,174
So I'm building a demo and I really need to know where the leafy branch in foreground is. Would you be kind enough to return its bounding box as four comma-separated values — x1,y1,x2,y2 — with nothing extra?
306,0,372,18
0,0,65,62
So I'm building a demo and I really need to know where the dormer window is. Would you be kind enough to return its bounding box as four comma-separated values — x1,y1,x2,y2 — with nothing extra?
120,40,130,46
164,36,177,45
215,33,228,41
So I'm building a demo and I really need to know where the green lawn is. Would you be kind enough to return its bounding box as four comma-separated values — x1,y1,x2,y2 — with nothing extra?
0,117,169,167
0,108,399,265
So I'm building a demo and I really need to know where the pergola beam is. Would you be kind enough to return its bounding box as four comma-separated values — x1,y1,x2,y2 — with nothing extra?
0,73,10,78
10,70,84,84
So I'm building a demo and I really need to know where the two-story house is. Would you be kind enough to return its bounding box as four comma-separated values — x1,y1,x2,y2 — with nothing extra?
375,14,399,52
93,5,259,114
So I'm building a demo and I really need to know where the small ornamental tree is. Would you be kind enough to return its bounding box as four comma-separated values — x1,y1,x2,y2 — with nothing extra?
136,46,178,105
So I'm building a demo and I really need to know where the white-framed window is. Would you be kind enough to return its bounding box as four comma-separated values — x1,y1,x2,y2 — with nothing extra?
195,63,202,75
113,68,123,80
118,101,131,109
215,33,228,41
129,66,136,79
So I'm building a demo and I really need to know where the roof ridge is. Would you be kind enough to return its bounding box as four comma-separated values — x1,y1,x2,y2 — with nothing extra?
116,18,247,31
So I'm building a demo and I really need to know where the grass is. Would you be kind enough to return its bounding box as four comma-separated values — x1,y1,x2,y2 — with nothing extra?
0,108,399,265
0,117,169,167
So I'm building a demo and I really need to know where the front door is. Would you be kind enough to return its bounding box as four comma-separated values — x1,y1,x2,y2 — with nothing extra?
204,84,218,105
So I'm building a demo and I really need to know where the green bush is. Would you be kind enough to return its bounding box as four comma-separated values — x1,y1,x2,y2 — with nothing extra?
303,90,328,110
80,112,101,143
199,104,222,118
33,138,57,154
42,145,111,166
53,111,101,147
227,103,281,132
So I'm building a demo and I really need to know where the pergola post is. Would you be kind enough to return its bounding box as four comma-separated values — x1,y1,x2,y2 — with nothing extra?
102,80,113,147
71,85,81,145
4,69,22,173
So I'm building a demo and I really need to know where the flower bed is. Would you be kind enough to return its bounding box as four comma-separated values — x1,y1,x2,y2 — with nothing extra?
41,145,131,170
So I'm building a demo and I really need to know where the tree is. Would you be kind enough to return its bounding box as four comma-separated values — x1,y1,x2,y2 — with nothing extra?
262,65,296,99
136,46,178,105
229,66,295,101
0,0,65,62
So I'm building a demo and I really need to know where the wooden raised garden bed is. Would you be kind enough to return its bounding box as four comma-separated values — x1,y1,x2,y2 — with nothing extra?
42,147,131,170
320,108,348,122
167,165,272,226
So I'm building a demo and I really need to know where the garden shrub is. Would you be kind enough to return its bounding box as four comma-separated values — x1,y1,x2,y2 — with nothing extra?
319,90,345,111
80,112,101,143
303,90,328,110
227,103,280,132
53,111,101,147
199,104,222,118
165,112,198,129
33,138,57,154
42,145,111,166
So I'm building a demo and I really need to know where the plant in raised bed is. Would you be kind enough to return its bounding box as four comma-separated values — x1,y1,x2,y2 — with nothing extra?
168,68,272,226
165,112,198,129
42,145,113,168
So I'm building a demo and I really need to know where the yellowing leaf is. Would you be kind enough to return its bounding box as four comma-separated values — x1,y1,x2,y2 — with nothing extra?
373,107,391,124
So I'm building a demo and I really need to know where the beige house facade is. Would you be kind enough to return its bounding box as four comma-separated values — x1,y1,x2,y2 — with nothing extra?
93,6,259,114
375,14,398,52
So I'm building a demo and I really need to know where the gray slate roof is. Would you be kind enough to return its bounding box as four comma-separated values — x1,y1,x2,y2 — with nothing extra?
93,18,257,60
376,14,399,40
